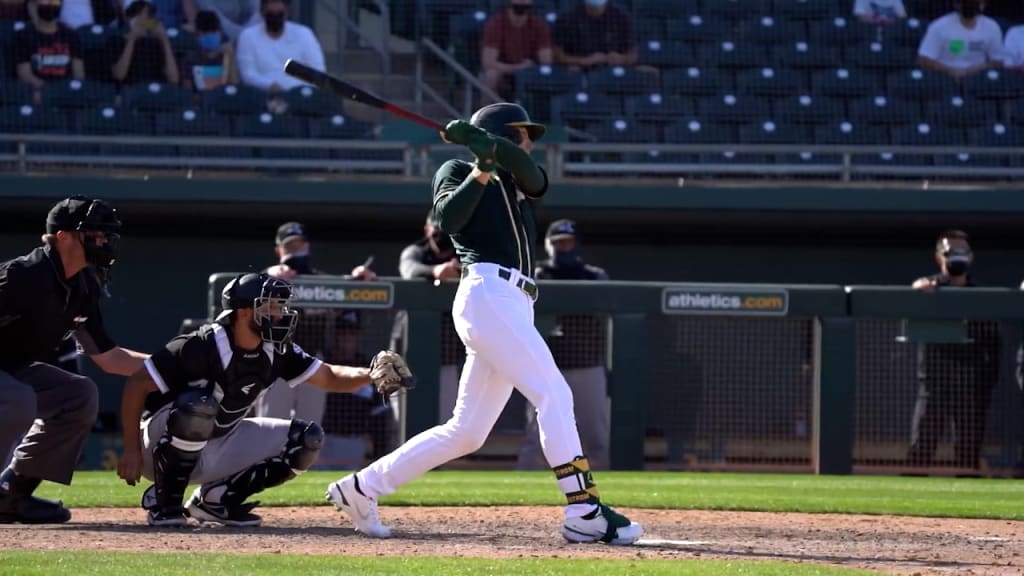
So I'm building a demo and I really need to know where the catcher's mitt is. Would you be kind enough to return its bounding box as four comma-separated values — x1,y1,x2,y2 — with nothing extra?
369,350,416,397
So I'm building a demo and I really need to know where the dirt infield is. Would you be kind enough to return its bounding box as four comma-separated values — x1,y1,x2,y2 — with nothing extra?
3,506,1022,575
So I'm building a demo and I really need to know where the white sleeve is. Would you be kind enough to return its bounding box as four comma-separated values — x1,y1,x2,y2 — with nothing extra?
1005,27,1024,66
917,23,943,60
895,0,906,17
852,0,868,16
987,21,1005,62
236,28,276,91
303,26,326,73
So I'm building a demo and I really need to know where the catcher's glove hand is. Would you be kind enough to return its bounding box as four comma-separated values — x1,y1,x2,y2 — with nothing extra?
369,350,416,397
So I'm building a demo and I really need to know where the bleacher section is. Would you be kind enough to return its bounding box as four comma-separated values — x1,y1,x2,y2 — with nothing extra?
2,0,1024,180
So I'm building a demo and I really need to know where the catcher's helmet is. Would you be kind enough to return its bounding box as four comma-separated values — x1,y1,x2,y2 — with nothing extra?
216,273,298,353
469,103,545,144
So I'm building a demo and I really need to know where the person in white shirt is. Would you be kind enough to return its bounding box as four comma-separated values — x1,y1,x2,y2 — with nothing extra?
1002,24,1024,68
235,0,324,94
853,0,906,25
917,0,1003,79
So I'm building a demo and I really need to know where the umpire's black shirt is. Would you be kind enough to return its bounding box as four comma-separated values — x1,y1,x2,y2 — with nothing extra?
0,244,116,373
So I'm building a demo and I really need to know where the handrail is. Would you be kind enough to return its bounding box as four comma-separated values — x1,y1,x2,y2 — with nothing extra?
316,0,391,75
419,36,502,117
558,142,1024,156
0,133,408,150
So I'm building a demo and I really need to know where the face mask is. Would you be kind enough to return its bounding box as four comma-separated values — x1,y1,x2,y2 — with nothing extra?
37,4,61,22
264,11,285,32
430,229,454,254
946,257,970,277
959,2,980,18
585,0,607,7
282,252,313,274
198,33,221,52
552,248,582,269
510,4,530,15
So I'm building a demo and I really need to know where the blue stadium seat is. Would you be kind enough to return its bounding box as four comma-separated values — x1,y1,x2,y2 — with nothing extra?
969,123,1024,147
552,91,623,126
154,109,238,158
0,21,28,79
0,83,33,108
775,0,839,22
891,121,964,166
848,95,920,126
814,67,880,99
76,24,118,83
739,120,808,144
737,67,805,97
856,41,915,72
775,94,844,125
634,0,699,19
283,85,346,118
585,66,659,95
883,17,928,51
625,93,694,121
963,70,1024,101
633,17,666,42
514,65,583,122
661,67,734,98
666,16,734,49
886,68,958,101
201,84,268,116
233,113,312,159
447,10,488,71
697,93,773,124
701,0,769,21
777,41,840,70
75,106,153,156
810,17,873,48
43,79,117,110
813,120,889,145
665,118,736,144
637,40,693,70
925,96,997,129
583,118,661,143
307,114,376,140
696,40,772,70
122,82,195,113
165,27,198,59
623,150,699,165
739,16,807,45
421,0,487,46
0,105,67,155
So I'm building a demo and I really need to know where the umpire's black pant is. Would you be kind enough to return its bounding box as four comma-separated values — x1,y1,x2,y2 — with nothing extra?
907,364,995,469
0,363,98,484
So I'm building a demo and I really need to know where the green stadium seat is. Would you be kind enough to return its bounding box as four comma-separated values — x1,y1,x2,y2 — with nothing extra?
201,84,268,116
625,93,695,122
775,94,844,125
283,85,346,118
122,82,195,113
697,93,773,124
661,67,733,98
43,79,117,110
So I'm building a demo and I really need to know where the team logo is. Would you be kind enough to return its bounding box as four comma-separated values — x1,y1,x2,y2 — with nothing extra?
241,382,256,395
662,286,789,316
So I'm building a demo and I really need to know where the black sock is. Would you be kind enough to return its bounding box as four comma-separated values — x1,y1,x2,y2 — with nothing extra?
0,468,41,497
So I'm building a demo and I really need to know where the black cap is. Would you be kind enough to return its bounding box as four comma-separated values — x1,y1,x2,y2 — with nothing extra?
545,219,577,241
276,221,307,245
46,195,121,234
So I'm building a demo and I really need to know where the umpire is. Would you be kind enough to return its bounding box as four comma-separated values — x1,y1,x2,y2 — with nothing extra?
517,219,610,470
0,196,148,524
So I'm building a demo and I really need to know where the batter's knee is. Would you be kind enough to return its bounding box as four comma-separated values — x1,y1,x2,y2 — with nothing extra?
444,424,489,456
64,375,99,427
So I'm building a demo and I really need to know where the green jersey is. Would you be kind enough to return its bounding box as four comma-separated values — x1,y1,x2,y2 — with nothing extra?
432,159,548,277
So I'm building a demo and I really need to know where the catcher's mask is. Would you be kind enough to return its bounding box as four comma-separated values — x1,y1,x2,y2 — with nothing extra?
218,273,299,354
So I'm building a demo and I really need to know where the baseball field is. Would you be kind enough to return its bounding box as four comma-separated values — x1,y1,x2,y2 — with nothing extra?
1,471,1022,575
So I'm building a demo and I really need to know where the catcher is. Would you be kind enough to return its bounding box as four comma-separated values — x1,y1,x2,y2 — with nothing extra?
116,272,414,527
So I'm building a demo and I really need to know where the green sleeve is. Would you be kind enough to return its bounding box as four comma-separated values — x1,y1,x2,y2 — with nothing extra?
494,137,547,197
432,160,487,234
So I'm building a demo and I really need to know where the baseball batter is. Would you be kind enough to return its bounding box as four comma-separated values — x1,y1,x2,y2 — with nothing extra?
117,272,413,526
327,103,642,545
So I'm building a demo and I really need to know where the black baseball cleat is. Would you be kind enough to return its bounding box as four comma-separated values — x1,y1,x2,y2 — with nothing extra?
186,488,262,527
0,491,72,524
146,506,189,527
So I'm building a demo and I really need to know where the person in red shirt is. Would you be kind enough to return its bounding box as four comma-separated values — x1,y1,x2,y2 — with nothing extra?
480,0,552,101
14,0,85,104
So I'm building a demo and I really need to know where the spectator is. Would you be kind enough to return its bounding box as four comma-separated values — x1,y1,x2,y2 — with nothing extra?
553,0,636,70
1002,23,1024,68
181,9,238,90
109,0,180,85
257,221,377,423
917,0,1003,80
516,220,611,471
236,0,324,95
393,210,463,421
907,230,1000,471
853,0,907,25
59,0,120,29
14,0,85,104
480,0,552,101
144,0,198,31
197,0,260,41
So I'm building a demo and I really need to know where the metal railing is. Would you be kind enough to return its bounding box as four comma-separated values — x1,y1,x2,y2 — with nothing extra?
416,37,501,118
316,0,392,75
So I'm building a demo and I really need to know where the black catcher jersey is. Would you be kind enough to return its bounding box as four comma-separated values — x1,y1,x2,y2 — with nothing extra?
142,323,322,436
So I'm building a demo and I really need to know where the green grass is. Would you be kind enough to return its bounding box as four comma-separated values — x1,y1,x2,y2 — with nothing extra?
0,551,878,576
37,470,1024,520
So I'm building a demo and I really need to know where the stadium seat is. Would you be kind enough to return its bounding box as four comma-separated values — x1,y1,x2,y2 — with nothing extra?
701,0,769,21
633,17,667,42
814,68,880,99
775,150,838,166
775,0,839,22
775,94,844,125
552,91,623,126
623,150,699,165
583,118,661,143
154,108,238,158
76,24,118,83
886,68,958,101
737,67,804,97
696,40,772,70
809,17,872,48
890,122,964,167
0,20,27,79
307,114,376,140
0,83,33,108
233,112,311,159
421,0,487,46
698,149,773,166
585,66,659,95
634,0,699,19
447,10,488,71
739,16,807,46
625,93,695,121
666,16,734,49
969,123,1024,147
165,27,198,59
661,67,734,98
665,118,737,144
43,79,117,110
856,41,914,73
201,84,268,116
739,120,808,144
776,41,840,70
75,106,153,156
514,65,584,98
963,69,1024,101
637,40,693,70
122,82,195,113
925,96,997,129
883,17,928,51
848,95,921,126
697,93,773,124
283,85,346,118
813,120,889,145
0,104,67,154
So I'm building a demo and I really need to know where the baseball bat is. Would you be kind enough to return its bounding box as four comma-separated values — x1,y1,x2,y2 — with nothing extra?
283,59,446,132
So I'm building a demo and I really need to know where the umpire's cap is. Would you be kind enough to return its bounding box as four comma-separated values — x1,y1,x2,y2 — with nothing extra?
46,195,121,235
470,103,545,143
546,219,577,241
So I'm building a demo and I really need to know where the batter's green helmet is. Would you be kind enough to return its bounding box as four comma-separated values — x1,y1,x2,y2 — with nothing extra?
470,103,546,143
